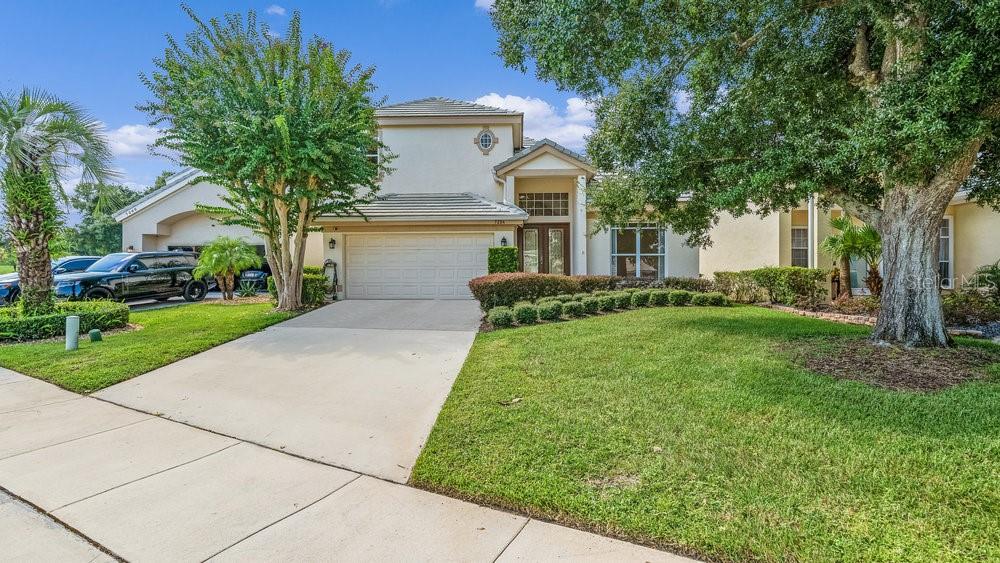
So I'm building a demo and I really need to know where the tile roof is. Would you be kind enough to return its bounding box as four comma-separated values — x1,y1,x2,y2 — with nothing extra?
376,97,522,117
493,137,591,172
331,192,528,221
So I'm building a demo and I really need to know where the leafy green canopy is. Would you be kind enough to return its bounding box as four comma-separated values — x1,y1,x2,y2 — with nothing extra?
494,0,1000,243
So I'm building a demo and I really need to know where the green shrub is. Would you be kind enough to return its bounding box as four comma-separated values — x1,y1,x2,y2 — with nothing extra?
267,272,329,306
487,306,515,328
487,246,519,273
830,295,880,316
615,277,714,292
713,271,766,303
513,303,539,325
563,300,585,317
669,290,693,306
555,293,576,302
702,292,731,306
943,291,1000,326
613,292,632,309
0,301,129,342
303,265,325,276
538,300,563,321
571,275,620,292
469,273,581,310
598,295,617,312
649,289,672,306
593,290,611,297
572,292,590,301
691,292,710,306
749,267,827,306
582,296,601,314
630,290,651,307
964,260,1000,305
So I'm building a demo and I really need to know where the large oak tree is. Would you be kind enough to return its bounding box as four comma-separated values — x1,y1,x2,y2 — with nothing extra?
142,8,388,310
492,0,1000,347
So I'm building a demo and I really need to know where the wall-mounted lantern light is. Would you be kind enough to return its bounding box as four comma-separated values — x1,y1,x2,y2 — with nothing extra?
328,238,337,250
500,236,508,247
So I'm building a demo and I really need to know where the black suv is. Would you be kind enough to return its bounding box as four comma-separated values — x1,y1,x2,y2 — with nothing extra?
53,252,209,303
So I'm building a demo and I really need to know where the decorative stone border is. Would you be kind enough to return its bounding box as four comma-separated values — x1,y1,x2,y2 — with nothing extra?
763,303,989,338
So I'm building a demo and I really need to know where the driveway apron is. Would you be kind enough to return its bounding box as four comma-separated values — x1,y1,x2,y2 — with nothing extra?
96,300,481,482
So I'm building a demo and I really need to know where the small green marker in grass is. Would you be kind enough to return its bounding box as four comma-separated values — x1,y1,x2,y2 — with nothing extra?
88,329,103,342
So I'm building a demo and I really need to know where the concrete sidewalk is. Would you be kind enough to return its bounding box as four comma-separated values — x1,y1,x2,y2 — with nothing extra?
0,369,690,562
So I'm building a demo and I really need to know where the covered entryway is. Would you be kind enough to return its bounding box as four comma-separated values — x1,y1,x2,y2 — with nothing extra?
345,233,493,299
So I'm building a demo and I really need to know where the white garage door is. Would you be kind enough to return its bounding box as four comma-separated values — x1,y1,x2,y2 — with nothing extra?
345,233,492,299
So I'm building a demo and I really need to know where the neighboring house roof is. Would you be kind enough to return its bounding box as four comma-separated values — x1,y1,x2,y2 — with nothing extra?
493,137,595,175
375,97,521,117
113,167,201,222
325,192,528,222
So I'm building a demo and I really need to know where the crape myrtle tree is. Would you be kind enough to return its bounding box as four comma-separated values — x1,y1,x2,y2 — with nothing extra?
492,0,1000,347
142,7,388,310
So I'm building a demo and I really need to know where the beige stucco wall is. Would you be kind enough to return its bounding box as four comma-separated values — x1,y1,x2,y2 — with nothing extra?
700,212,781,277
951,202,1000,283
379,124,514,200
586,218,612,275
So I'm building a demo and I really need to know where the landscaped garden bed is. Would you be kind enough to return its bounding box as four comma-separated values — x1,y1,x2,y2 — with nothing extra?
0,301,295,393
413,306,1000,562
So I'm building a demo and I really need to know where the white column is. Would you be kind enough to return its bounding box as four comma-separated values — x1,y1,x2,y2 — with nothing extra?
574,174,588,274
503,176,515,204
807,193,817,268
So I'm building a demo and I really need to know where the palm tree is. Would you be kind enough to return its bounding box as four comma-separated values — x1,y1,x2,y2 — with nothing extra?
821,215,883,299
193,236,262,300
0,89,116,315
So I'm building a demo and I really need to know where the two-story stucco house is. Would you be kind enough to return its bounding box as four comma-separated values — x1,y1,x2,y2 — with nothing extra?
115,97,699,299
700,192,1000,295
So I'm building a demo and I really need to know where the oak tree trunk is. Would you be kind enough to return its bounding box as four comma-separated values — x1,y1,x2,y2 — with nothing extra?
871,189,950,347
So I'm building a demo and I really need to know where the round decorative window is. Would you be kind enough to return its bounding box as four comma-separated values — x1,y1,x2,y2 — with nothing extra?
478,132,494,150
473,128,498,154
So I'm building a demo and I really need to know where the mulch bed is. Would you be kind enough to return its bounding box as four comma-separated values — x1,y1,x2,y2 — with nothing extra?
792,337,1000,392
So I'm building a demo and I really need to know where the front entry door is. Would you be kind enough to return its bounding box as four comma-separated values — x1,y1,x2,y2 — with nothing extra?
518,224,570,275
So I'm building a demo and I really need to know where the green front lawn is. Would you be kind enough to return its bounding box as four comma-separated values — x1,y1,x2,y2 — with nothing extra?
0,301,295,393
0,264,13,275
412,306,1000,562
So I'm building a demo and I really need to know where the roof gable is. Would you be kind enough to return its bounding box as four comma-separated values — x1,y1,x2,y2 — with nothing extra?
376,97,521,118
493,138,595,176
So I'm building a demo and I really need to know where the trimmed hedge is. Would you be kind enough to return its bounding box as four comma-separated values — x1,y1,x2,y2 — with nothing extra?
563,301,586,317
582,296,601,314
538,300,563,321
469,273,581,310
487,306,515,328
649,290,672,306
630,290,651,308
0,301,129,342
598,295,617,311
616,276,714,293
668,290,693,306
303,265,325,276
613,292,632,309
487,246,519,274
513,303,539,325
267,272,329,306
571,275,620,292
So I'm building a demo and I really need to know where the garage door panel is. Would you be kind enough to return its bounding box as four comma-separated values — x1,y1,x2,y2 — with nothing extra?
346,233,491,299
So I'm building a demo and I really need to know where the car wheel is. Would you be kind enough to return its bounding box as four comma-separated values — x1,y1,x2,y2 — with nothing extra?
82,288,113,301
183,280,208,302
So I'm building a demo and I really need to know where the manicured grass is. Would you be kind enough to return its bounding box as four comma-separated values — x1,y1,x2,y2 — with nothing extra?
0,301,295,393
0,264,13,275
412,306,1000,562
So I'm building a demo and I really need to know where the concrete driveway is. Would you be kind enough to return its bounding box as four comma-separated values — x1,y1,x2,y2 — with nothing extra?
96,300,481,482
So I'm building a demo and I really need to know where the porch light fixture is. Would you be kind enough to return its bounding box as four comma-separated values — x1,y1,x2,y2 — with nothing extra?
328,238,336,250
500,236,508,247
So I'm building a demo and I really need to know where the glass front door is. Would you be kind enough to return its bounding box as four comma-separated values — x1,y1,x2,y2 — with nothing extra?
519,224,570,275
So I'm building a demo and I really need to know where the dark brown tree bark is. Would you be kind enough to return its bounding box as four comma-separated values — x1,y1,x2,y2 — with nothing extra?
837,256,852,299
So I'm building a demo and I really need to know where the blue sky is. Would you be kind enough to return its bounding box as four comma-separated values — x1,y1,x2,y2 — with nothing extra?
0,0,593,191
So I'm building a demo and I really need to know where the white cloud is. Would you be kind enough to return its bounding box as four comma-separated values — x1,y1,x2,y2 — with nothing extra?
266,4,286,16
474,0,495,11
105,124,161,157
474,93,594,150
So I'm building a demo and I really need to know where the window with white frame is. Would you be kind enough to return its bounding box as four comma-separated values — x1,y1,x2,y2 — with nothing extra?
791,227,809,267
611,224,666,279
518,192,569,216
939,216,954,289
